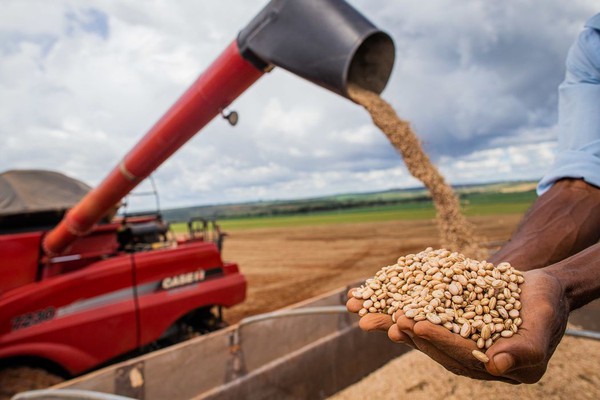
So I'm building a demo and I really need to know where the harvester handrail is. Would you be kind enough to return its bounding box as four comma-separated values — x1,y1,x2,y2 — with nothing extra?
565,328,600,340
231,305,348,347
237,305,348,328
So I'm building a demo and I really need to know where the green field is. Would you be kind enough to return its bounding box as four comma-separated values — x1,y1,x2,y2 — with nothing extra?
170,190,536,233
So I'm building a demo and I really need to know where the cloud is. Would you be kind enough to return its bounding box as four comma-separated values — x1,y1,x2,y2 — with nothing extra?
0,0,598,210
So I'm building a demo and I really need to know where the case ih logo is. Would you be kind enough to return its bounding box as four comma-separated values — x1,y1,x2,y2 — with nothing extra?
161,270,206,290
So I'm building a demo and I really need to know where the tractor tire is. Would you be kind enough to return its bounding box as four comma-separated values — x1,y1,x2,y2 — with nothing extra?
0,366,64,400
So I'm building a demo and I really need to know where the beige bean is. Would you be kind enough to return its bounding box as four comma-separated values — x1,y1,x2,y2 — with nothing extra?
472,350,490,363
477,337,485,349
462,311,476,319
426,313,442,325
414,314,427,322
501,330,514,338
481,324,491,340
362,289,374,299
459,322,471,338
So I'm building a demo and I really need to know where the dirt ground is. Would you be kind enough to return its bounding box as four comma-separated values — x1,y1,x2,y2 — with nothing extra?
331,331,600,400
221,214,522,323
0,367,62,399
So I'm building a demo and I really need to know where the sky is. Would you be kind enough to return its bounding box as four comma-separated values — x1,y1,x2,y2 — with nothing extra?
1,0,598,211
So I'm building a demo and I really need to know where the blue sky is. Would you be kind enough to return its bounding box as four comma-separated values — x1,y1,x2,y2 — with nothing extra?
1,1,598,210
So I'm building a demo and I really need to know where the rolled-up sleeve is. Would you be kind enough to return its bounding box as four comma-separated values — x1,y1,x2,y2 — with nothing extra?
537,15,600,195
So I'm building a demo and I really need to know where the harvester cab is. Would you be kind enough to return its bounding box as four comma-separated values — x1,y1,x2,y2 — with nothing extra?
0,0,395,391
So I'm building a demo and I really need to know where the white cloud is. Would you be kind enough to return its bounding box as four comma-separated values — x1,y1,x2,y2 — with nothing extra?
1,0,597,211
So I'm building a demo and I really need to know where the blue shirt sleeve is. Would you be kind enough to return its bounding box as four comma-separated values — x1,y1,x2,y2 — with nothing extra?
537,14,600,195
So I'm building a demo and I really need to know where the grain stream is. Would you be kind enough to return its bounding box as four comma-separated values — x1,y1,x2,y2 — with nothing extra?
348,84,485,259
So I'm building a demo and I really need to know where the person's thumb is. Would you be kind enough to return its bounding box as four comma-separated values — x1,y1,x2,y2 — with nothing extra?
486,352,515,375
484,335,546,383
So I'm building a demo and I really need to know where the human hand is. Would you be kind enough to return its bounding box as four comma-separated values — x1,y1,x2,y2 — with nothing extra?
346,288,414,344
346,287,498,379
391,269,569,383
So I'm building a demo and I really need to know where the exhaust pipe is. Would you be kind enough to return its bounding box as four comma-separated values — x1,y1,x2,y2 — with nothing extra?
42,0,395,256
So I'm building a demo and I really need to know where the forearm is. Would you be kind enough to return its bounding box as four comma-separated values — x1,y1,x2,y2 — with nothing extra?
545,242,600,312
490,179,600,270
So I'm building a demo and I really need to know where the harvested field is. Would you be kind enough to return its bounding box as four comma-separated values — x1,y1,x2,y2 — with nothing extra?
222,214,522,323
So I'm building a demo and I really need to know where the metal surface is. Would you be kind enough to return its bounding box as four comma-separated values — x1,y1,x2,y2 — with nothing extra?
238,305,348,328
52,288,409,400
12,389,136,400
238,0,395,97
565,328,600,341
114,362,145,399
230,305,349,348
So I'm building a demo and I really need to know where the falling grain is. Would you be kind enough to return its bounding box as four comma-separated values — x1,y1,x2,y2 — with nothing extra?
348,84,485,258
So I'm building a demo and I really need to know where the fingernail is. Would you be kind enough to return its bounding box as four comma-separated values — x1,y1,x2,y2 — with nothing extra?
493,353,515,374
402,330,414,338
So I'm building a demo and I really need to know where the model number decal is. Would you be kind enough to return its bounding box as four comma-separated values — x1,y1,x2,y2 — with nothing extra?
161,270,206,290
11,307,56,331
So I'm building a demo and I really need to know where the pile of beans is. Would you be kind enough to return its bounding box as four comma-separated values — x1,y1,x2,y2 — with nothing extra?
352,248,524,359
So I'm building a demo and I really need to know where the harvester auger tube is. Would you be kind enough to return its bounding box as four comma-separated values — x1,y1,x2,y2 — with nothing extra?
238,0,395,97
42,0,395,256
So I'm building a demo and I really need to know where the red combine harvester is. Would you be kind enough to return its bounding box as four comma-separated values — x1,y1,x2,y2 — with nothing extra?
0,0,394,388
0,170,242,382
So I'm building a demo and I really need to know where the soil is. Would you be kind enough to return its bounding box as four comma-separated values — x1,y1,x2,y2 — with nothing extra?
0,367,63,399
330,331,600,400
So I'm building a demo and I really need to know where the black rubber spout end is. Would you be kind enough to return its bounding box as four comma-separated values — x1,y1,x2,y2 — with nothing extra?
237,0,395,99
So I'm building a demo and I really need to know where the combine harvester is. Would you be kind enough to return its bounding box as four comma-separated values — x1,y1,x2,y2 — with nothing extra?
1,0,408,398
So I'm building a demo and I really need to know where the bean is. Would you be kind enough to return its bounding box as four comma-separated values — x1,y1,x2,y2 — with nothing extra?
472,350,490,363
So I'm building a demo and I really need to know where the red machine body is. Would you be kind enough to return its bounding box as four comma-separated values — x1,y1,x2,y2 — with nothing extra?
0,40,258,377
0,211,247,376
0,215,245,375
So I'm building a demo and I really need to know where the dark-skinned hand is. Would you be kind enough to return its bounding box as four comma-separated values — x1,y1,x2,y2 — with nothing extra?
346,269,569,384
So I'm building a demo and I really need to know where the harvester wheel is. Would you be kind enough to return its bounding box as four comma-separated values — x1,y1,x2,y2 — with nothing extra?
0,366,64,399
180,307,228,339
157,307,228,346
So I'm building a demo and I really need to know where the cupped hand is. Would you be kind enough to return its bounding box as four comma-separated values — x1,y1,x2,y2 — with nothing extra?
346,288,413,343
395,269,569,383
